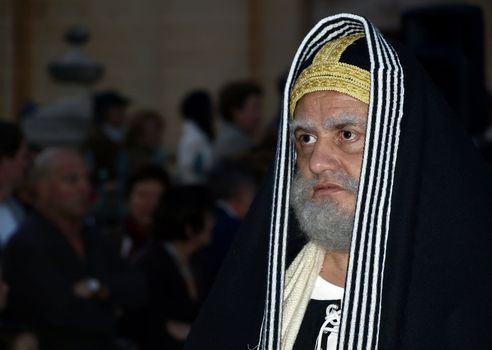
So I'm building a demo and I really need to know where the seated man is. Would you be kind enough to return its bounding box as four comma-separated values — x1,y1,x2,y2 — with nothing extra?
4,148,147,350
186,14,492,350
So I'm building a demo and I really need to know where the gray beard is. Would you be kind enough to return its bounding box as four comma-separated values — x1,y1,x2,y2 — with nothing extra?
290,171,359,252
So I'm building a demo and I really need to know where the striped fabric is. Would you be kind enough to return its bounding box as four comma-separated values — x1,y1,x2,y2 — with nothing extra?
260,14,405,350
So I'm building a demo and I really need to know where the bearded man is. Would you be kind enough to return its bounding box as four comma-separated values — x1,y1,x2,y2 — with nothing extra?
186,14,492,350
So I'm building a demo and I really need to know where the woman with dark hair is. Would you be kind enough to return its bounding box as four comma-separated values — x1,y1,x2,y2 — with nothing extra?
118,165,170,258
176,90,215,184
125,109,168,177
133,186,214,350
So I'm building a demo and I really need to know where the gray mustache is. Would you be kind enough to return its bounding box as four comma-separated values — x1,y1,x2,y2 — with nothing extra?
298,171,359,194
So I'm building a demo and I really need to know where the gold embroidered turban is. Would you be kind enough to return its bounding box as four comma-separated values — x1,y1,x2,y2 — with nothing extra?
289,33,370,118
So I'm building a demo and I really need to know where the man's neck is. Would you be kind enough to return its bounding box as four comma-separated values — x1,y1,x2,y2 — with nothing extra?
320,251,349,288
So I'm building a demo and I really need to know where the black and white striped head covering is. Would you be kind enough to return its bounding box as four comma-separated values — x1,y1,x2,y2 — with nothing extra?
186,13,492,350
262,13,403,350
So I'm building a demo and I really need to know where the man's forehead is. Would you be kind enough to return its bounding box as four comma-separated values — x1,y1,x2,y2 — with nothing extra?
291,112,367,130
291,90,368,125
50,155,87,174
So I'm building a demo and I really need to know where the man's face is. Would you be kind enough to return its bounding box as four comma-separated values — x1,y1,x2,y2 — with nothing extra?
290,91,368,251
292,91,368,213
37,154,91,221
234,94,262,134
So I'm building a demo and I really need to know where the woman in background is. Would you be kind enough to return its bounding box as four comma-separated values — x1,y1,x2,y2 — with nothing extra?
125,110,168,177
119,166,170,258
134,185,214,350
176,90,215,184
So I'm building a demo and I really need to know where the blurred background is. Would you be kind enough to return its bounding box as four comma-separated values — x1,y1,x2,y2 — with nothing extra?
1,0,490,146
0,0,491,349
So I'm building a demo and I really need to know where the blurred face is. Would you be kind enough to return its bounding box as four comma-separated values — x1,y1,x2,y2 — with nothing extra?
128,179,164,225
106,106,127,128
0,140,29,189
37,153,91,221
292,91,368,213
141,118,163,146
234,94,262,134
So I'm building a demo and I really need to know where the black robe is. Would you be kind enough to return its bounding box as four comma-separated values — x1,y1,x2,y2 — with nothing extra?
186,14,492,350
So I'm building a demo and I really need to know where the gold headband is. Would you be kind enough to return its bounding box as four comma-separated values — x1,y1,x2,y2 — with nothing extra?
289,33,370,118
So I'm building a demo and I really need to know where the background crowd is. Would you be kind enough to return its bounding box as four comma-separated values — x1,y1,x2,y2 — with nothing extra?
0,80,277,350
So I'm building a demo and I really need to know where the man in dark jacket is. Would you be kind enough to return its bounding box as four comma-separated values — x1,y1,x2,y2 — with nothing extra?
4,148,147,350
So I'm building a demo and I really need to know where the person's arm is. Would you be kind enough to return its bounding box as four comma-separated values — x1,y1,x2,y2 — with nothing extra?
165,320,191,341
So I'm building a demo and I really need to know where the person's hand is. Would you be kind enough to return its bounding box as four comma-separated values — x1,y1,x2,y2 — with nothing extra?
165,320,191,341
10,332,38,350
73,279,94,299
73,278,109,300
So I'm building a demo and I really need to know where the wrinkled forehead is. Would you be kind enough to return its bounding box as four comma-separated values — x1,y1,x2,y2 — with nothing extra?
45,152,88,180
291,112,368,131
53,155,87,173
290,90,369,133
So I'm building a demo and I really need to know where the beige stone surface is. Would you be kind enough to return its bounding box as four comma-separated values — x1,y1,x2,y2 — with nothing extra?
14,0,256,146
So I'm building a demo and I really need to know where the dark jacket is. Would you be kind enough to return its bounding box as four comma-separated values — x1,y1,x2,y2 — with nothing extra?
3,211,147,350
133,241,204,350
207,204,241,277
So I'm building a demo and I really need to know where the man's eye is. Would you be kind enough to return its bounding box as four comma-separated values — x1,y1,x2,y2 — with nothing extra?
340,130,357,141
298,134,316,145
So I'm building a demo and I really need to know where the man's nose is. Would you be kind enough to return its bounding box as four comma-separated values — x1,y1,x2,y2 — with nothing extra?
308,140,341,175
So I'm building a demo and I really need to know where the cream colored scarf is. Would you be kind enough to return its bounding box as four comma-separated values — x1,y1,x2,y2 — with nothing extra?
281,242,325,350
